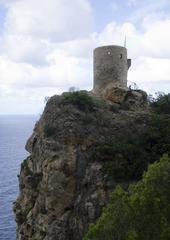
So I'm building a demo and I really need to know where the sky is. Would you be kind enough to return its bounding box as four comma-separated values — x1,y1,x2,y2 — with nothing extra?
0,0,170,114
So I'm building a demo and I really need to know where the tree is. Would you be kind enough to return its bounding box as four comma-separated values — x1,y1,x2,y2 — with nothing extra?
84,154,170,240
150,92,170,114
68,86,79,92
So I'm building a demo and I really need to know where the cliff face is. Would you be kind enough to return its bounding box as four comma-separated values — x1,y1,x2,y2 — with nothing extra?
14,91,148,240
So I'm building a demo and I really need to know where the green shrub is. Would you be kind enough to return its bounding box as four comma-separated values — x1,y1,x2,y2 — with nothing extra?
150,92,170,114
62,91,95,111
142,114,170,162
84,154,170,240
92,96,107,109
92,140,148,181
91,113,170,181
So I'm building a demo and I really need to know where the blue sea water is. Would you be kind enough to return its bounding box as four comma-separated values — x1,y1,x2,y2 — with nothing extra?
0,115,38,240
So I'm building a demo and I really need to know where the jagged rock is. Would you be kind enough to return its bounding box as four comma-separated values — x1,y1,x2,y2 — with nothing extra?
14,93,149,240
104,87,127,103
92,86,148,111
124,89,148,110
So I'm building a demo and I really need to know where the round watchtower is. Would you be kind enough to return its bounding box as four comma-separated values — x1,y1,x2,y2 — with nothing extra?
93,45,131,95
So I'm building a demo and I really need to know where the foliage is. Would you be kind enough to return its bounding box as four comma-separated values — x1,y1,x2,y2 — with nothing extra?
92,140,148,181
150,92,170,114
68,86,79,92
62,90,107,113
142,114,170,162
63,91,97,111
91,113,170,181
84,154,170,240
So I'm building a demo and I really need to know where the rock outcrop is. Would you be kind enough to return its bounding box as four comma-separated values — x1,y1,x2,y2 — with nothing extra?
14,91,149,240
93,87,147,111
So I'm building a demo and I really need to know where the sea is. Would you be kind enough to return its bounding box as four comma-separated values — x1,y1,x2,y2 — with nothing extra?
0,115,38,240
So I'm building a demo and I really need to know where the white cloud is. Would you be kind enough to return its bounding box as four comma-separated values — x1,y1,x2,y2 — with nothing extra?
0,35,50,65
96,18,170,59
4,0,93,41
129,57,170,93
0,0,94,114
51,35,97,59
0,53,92,114
0,55,92,90
142,19,170,58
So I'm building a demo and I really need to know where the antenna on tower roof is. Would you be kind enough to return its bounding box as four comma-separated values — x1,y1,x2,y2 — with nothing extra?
124,35,127,48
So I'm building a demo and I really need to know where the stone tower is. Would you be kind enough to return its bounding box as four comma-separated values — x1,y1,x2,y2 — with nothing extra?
93,45,131,96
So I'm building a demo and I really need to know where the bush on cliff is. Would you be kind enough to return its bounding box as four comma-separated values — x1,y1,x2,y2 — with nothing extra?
91,113,170,181
92,140,148,181
62,90,106,111
142,114,170,162
150,92,170,114
84,154,170,240
63,91,95,111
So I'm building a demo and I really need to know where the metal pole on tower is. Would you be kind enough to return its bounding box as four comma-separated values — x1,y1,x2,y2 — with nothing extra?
124,35,127,48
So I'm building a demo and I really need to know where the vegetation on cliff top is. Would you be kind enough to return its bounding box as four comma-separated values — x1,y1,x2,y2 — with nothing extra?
63,91,96,111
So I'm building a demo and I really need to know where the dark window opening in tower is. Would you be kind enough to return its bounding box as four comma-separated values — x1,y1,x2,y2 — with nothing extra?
120,54,123,59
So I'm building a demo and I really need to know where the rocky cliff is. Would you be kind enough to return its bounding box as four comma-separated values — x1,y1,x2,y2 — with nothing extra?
14,89,149,240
